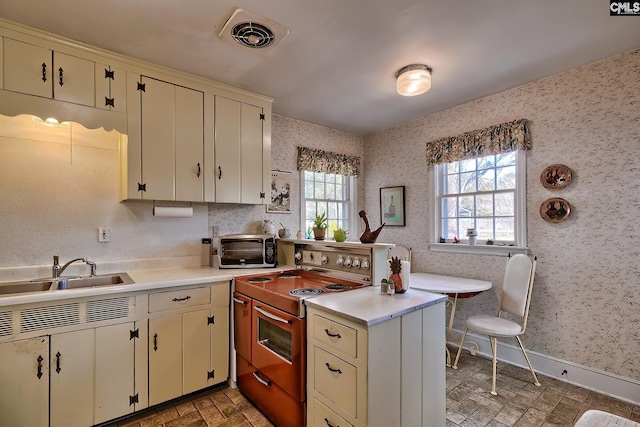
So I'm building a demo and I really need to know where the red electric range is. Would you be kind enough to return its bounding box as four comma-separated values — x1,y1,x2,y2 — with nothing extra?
233,243,374,427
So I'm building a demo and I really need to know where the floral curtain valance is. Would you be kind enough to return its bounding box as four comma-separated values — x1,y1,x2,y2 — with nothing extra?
297,147,361,177
425,119,530,166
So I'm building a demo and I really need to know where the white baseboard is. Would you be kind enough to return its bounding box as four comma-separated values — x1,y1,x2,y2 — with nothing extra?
450,330,640,405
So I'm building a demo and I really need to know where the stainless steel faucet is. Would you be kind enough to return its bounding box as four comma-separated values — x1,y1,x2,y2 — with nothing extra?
52,255,97,278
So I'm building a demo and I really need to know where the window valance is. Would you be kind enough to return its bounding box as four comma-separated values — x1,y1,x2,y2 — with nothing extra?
297,147,361,177
425,119,530,166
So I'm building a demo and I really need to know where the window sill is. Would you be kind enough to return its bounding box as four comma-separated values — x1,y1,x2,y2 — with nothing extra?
428,243,529,256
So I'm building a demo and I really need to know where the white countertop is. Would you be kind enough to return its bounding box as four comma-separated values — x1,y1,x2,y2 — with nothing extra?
0,266,290,307
304,286,448,326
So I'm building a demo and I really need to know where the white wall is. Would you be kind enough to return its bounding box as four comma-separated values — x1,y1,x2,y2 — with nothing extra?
0,115,209,279
363,49,640,382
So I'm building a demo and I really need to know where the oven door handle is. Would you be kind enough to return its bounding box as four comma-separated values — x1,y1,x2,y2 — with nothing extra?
252,370,272,387
232,297,247,305
255,306,292,324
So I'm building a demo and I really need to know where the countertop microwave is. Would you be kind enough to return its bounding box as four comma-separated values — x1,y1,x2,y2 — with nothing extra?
218,234,277,268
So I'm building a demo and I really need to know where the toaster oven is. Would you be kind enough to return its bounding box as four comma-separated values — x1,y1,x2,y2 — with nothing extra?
218,234,277,268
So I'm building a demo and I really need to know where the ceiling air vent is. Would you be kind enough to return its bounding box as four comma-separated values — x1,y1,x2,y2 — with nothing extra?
219,9,289,53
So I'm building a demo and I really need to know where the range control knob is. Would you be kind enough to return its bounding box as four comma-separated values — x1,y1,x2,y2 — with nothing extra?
344,257,352,267
336,255,344,266
352,257,360,268
294,252,302,261
361,259,370,270
321,255,328,264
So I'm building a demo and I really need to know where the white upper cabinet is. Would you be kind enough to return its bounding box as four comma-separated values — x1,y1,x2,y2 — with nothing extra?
95,63,126,112
3,38,95,107
214,95,268,204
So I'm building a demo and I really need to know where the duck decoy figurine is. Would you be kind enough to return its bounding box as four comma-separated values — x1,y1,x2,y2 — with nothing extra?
359,210,385,243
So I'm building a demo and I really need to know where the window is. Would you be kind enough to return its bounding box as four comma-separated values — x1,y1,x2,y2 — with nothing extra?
434,150,526,249
301,171,356,239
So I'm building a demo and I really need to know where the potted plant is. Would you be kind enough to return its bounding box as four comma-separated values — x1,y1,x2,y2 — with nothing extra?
313,212,328,240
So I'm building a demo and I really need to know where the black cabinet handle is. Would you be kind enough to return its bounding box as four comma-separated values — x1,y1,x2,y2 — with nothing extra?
153,333,158,351
324,329,341,339
218,166,222,180
59,67,64,86
197,162,201,178
55,351,61,373
172,295,191,302
325,362,342,374
41,63,47,82
36,355,44,379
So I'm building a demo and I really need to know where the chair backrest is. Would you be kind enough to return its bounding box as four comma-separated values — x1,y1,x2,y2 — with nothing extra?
389,245,412,263
499,254,537,331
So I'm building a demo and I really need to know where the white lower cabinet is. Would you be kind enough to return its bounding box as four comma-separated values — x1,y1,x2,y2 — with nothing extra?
0,336,49,427
0,281,230,426
307,302,446,427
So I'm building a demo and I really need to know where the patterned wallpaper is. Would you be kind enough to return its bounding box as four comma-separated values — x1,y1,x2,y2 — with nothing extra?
363,49,640,380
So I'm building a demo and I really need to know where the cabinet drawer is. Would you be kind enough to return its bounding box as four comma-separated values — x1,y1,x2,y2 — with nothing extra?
149,287,210,313
312,314,358,358
313,347,357,418
311,397,354,427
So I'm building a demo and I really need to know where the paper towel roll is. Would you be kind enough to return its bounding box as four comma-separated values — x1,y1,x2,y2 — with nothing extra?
153,206,193,218
400,260,411,291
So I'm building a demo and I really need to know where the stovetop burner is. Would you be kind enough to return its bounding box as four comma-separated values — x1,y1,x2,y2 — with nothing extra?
288,288,324,297
325,283,351,290
277,273,301,278
247,277,273,283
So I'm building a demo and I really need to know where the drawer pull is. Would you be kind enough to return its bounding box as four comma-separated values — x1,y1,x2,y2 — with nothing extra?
325,362,342,374
153,333,158,351
255,306,291,325
324,328,342,339
252,371,271,387
36,355,44,379
324,418,339,427
55,351,62,373
172,295,192,302
41,63,47,82
233,297,247,305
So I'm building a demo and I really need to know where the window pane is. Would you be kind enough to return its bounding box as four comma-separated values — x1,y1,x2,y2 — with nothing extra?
476,218,494,240
477,155,495,170
476,194,493,217
444,162,459,174
326,183,335,200
496,152,515,166
314,181,325,198
446,174,460,194
460,159,476,172
477,169,495,191
496,217,514,241
458,218,474,235
496,166,516,190
443,219,457,239
326,174,335,183
460,172,476,193
495,192,514,216
304,180,314,198
459,196,474,217
442,197,458,218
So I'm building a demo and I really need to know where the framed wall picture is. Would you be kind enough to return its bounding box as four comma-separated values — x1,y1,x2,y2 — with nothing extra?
267,170,291,213
380,186,405,226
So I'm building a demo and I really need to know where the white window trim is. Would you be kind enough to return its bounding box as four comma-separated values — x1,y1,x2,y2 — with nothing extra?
428,150,528,256
299,170,358,240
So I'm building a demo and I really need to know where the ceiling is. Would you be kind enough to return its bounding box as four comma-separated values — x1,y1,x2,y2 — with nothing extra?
1,0,640,135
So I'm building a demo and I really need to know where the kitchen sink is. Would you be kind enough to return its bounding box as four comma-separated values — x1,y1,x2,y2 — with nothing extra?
0,280,55,295
56,273,135,290
0,273,135,296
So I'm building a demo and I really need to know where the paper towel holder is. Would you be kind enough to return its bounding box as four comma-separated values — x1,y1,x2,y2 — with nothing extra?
152,201,194,218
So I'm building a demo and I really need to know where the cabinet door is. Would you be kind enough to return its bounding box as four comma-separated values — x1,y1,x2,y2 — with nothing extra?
175,86,204,202
53,52,95,106
149,314,182,405
214,96,242,202
140,76,175,200
0,336,49,427
96,63,126,112
50,329,95,427
183,309,211,394
3,38,52,98
240,102,264,204
94,322,136,425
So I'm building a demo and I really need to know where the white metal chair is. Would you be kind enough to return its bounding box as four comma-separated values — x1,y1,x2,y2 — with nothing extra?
452,254,540,395
389,245,411,263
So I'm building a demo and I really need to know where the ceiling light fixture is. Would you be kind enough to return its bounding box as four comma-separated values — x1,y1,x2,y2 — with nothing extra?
395,64,432,96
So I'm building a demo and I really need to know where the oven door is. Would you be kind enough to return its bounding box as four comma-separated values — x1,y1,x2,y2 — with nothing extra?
251,302,306,402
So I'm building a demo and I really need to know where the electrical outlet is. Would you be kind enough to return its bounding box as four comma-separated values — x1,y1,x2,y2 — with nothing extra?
98,227,111,243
